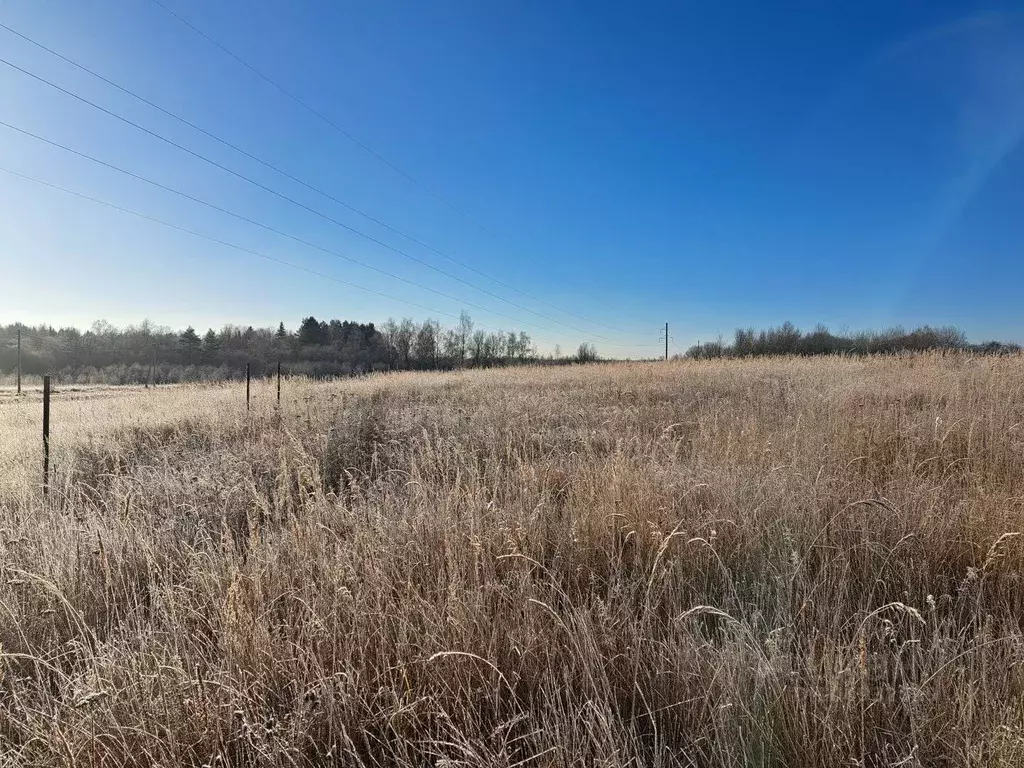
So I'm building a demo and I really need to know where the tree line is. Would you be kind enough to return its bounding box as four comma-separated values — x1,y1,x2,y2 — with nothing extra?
684,322,1020,359
0,313,570,385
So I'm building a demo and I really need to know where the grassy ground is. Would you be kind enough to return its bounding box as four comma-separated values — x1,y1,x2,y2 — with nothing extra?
1,354,1023,767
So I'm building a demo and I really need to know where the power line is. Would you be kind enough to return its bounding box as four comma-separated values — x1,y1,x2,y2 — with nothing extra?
0,121,560,338
0,165,569,346
143,1,660,338
146,0,491,233
0,55,653,346
0,125,596,341
0,169,476,330
145,0,637,298
0,22,631,338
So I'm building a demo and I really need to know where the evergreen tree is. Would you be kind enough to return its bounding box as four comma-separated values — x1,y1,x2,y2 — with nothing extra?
202,328,220,362
298,316,328,346
179,326,201,362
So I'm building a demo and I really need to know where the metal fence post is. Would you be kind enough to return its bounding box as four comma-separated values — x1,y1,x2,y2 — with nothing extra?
42,375,50,495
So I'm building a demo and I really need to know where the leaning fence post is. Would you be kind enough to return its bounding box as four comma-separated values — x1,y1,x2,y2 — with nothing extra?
42,375,50,496
246,363,251,411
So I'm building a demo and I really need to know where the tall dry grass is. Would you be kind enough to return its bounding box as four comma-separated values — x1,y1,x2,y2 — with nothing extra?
1,354,1024,766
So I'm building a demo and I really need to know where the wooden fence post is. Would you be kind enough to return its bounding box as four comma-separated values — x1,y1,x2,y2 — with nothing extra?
277,362,281,407
42,375,50,496
246,364,251,411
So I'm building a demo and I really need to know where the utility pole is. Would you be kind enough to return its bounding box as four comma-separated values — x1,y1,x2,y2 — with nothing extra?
16,326,21,395
665,322,669,361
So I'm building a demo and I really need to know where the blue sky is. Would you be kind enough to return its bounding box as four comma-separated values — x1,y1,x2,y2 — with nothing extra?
1,0,1023,356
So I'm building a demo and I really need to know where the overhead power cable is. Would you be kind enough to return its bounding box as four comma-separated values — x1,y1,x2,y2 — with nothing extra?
144,0,655,321
0,22,634,338
0,121,593,340
0,55,656,346
146,0,491,232
0,165,564,344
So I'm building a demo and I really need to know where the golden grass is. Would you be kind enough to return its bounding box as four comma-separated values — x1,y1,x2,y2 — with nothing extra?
2,354,1024,766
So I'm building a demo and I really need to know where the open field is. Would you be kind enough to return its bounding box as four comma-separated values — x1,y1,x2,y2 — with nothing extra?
2,355,1024,766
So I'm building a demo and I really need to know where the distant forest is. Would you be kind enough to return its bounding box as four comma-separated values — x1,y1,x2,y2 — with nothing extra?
685,322,1020,359
0,314,549,385
2,318,1018,385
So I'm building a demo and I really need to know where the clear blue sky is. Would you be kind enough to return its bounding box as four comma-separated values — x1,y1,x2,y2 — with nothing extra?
1,0,1023,356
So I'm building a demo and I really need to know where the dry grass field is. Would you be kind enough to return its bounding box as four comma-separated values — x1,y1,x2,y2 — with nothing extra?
2,354,1024,767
